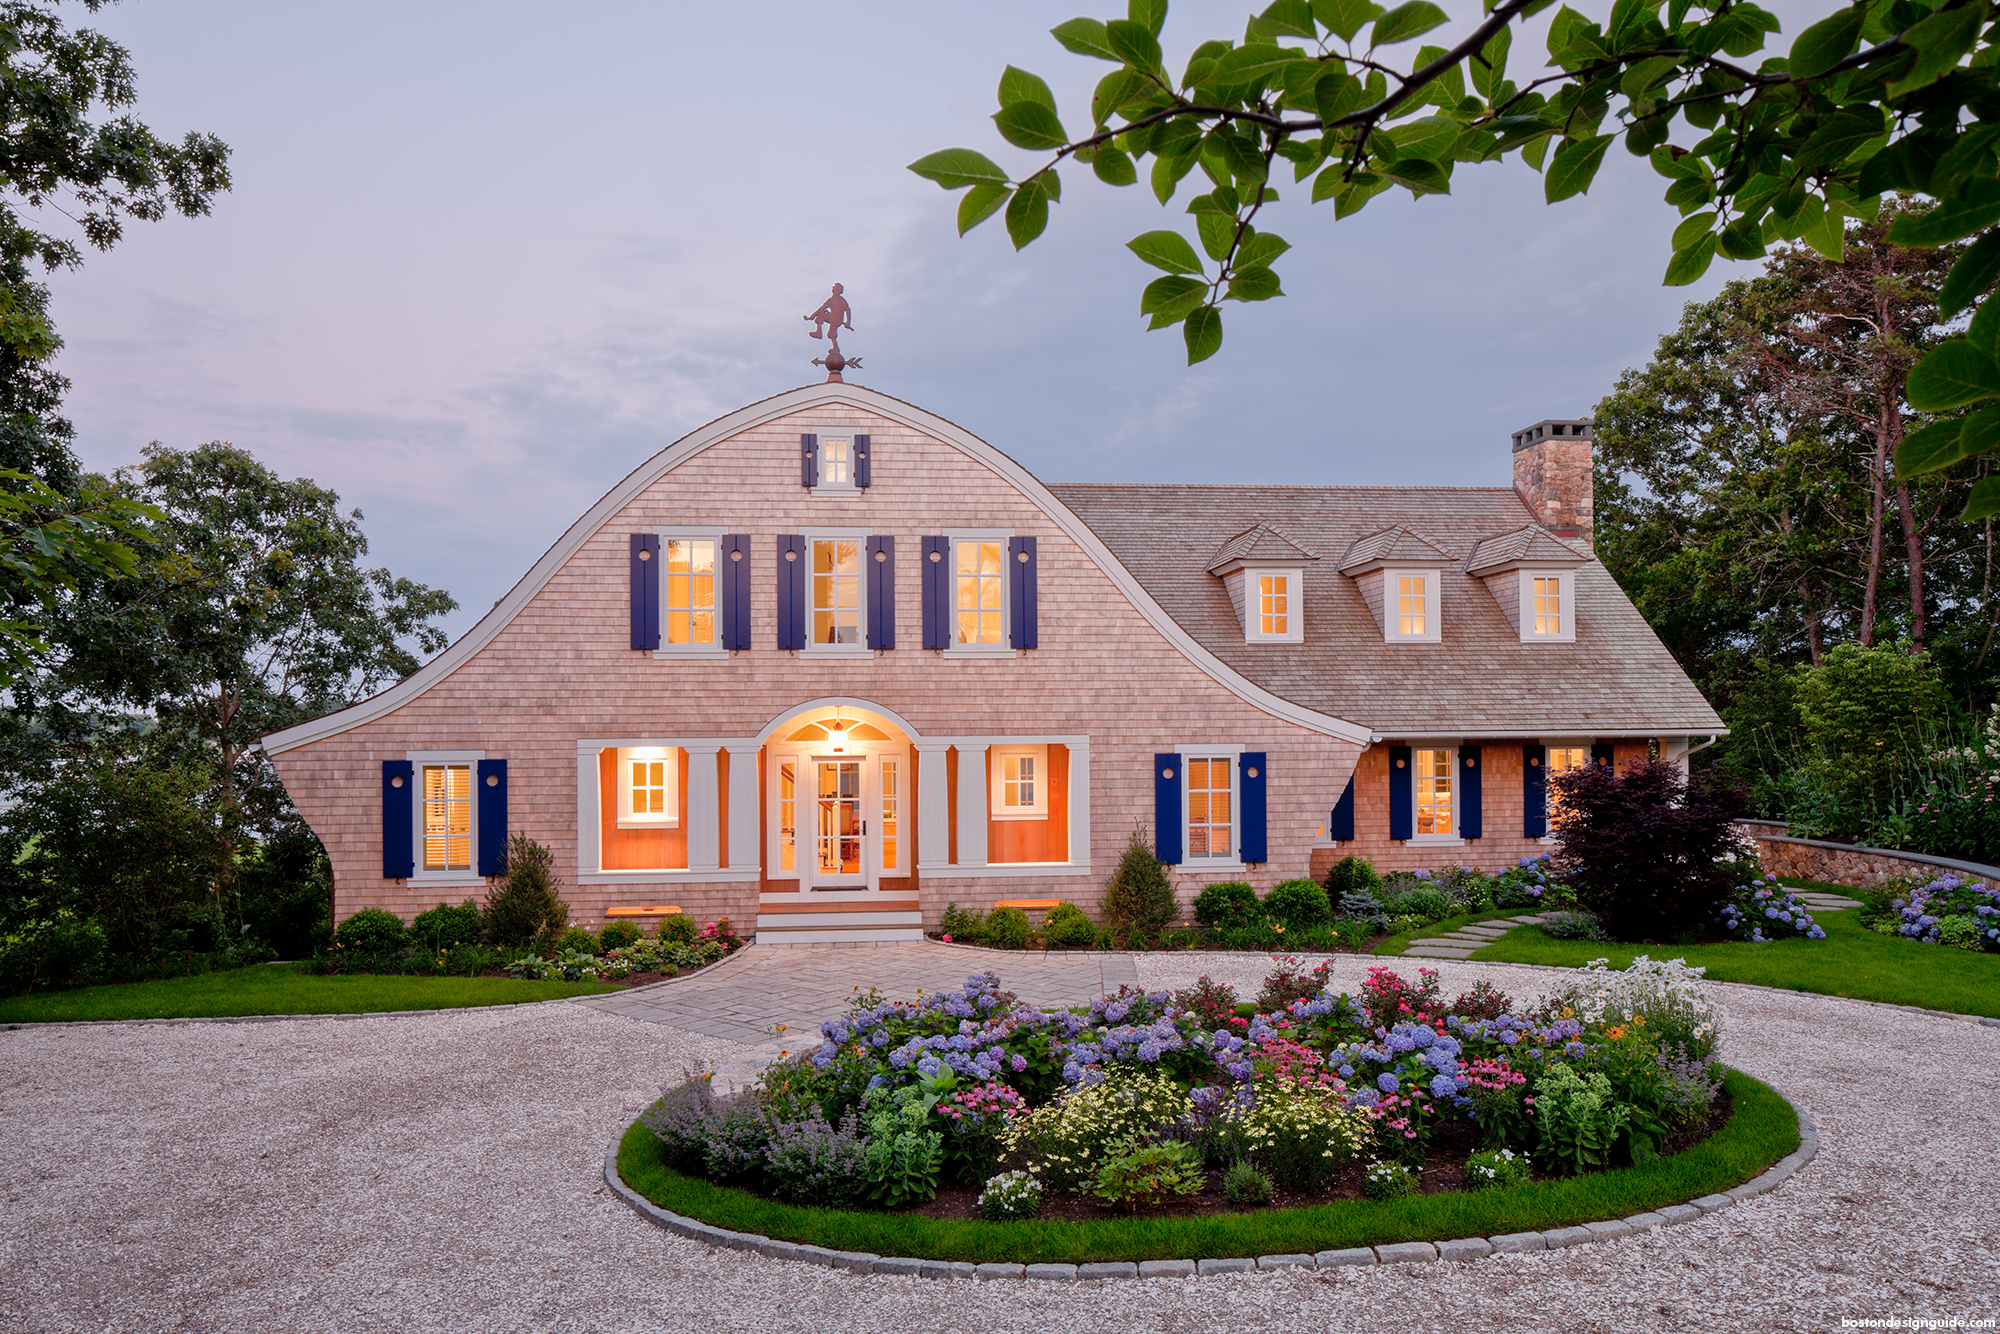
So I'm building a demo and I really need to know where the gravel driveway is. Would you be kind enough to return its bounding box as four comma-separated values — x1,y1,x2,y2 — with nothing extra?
3,954,1996,1333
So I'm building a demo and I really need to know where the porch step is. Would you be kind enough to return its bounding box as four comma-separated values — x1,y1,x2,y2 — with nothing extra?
757,898,920,915
754,923,926,945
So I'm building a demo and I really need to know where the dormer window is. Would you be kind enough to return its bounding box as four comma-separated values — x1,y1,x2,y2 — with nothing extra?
1397,574,1428,636
1338,526,1450,645
1206,524,1317,645
1533,575,1562,635
1465,527,1587,643
1258,573,1292,637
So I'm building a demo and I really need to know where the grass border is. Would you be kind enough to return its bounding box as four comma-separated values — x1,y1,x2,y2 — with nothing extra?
613,1068,1795,1265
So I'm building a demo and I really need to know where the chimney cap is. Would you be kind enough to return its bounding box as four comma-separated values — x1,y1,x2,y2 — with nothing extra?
1512,418,1593,452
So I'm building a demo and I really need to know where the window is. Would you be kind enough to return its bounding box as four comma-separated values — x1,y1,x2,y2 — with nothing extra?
1260,575,1289,636
663,538,716,646
1185,755,1234,861
778,760,796,871
880,757,901,872
812,537,863,646
1382,568,1443,642
1398,575,1427,635
1545,744,1588,829
1533,576,1560,635
954,538,1006,647
1517,569,1577,641
815,436,855,490
1413,747,1454,838
616,746,679,828
1237,567,1304,643
990,745,1048,819
421,764,472,871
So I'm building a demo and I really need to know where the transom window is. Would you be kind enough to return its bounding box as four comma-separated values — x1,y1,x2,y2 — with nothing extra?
664,539,716,645
1533,576,1561,636
1414,748,1453,837
1186,756,1234,860
812,538,863,645
955,539,1005,646
422,764,471,871
1398,575,1428,636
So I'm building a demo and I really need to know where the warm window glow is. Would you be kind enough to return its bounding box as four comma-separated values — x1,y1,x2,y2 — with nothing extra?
816,759,862,875
1005,754,1036,809
779,762,796,872
880,758,900,872
664,539,716,645
955,540,1005,645
1259,574,1289,636
1533,576,1561,635
1398,575,1428,635
1187,757,1233,859
1546,745,1588,825
1415,748,1453,836
630,760,667,815
820,437,852,486
422,764,471,871
812,539,862,644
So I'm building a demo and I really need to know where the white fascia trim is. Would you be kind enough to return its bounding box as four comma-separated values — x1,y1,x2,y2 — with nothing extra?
576,738,757,753
1182,860,1247,873
579,869,763,884
923,863,1093,879
1409,836,1467,847
408,874,490,888
407,749,486,763
263,383,1371,754
1174,743,1246,756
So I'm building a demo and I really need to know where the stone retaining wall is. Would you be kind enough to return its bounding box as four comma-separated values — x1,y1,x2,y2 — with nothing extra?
1737,821,2000,890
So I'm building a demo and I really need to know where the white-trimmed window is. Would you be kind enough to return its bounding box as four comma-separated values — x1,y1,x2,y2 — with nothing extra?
409,748,483,880
990,744,1048,819
1412,747,1455,839
1384,569,1442,643
813,435,857,492
657,533,722,651
1241,569,1304,643
950,532,1010,651
1184,754,1236,861
617,746,679,828
1545,742,1589,830
1519,570,1577,642
880,756,902,872
809,535,866,648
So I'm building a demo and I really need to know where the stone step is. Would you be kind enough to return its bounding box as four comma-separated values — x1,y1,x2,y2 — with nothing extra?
1411,935,1490,947
1508,915,1549,924
1456,924,1511,937
1403,945,1478,959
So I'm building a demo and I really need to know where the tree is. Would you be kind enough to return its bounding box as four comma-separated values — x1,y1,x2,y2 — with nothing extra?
908,0,2000,515
1551,758,1750,941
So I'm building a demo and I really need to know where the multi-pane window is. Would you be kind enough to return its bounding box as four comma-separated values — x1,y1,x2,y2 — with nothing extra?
631,758,669,816
1414,748,1453,837
778,761,797,872
422,764,471,871
615,747,677,827
1398,575,1428,636
1546,745,1588,827
1186,757,1234,860
1259,575,1289,636
955,540,1005,645
1533,576,1561,636
818,437,853,487
880,758,900,872
816,759,862,875
664,539,716,645
812,538,862,645
1005,753,1036,809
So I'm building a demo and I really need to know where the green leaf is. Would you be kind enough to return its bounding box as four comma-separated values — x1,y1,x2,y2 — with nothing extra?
1670,211,1714,250
1389,115,1460,161
1792,109,1885,174
1889,186,2000,248
1649,146,1701,181
994,102,1070,152
1092,69,1149,125
1471,25,1511,101
908,149,1010,190
1963,476,2000,522
1716,216,1766,260
957,183,1009,234
1196,209,1238,260
1620,56,1680,97
1545,135,1613,202
1238,231,1291,267
1183,306,1224,364
1907,341,2000,411
1662,236,1716,285
1093,146,1139,186
1006,173,1058,250
998,66,1057,111
1312,0,1384,41
1894,416,1974,476
1260,0,1319,40
1787,6,1864,81
1371,1,1448,46
1940,232,2000,319
1966,292,2000,359
1152,152,1198,204
1127,229,1207,274
1140,274,1209,319
1051,17,1120,61
1799,206,1845,261
1106,18,1165,72
1377,157,1451,194
1315,70,1365,125
1226,265,1284,301
1887,3,1983,97
1215,43,1309,84
1130,0,1167,37
1214,129,1270,186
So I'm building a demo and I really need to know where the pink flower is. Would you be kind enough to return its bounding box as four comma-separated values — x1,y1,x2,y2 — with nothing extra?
941,934,953,943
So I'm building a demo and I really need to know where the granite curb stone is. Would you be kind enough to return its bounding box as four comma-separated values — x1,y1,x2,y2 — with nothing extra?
1078,1262,1138,1280
919,1260,975,1280
1583,1220,1634,1242
1622,1212,1668,1231
1024,1263,1077,1282
1315,1248,1377,1267
1375,1242,1439,1265
1196,1258,1254,1275
1487,1232,1546,1254
1656,1204,1704,1226
1437,1238,1493,1262
1543,1226,1594,1249
1256,1254,1314,1270
1137,1260,1194,1279
974,1263,1024,1281
873,1257,924,1277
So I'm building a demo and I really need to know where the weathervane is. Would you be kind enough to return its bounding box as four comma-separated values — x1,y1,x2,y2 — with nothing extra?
805,283,861,382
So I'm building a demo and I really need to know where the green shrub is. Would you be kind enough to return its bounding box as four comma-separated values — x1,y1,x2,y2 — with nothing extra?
1192,880,1260,930
1092,1141,1205,1211
410,899,482,952
481,833,570,949
977,1170,1043,1220
0,910,108,995
1380,882,1453,924
1041,901,1096,949
658,912,697,944
1324,854,1380,898
1364,1159,1418,1200
334,908,408,954
556,926,601,956
599,920,645,951
1464,1148,1531,1190
1100,824,1176,936
1938,915,1985,950
236,827,332,960
983,906,1030,950
1265,878,1331,930
1334,889,1388,934
938,902,986,943
1222,1159,1274,1206
1541,910,1607,941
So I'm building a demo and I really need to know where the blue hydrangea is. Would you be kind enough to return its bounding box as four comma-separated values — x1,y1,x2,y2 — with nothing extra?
1377,1072,1400,1093
1429,1073,1457,1098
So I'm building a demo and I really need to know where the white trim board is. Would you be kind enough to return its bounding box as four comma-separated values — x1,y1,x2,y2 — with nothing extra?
262,382,1374,755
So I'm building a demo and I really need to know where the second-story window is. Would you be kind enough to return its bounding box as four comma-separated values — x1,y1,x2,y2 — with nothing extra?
955,538,1005,646
819,437,853,487
1398,575,1428,636
664,539,716,645
1534,575,1561,635
813,538,863,645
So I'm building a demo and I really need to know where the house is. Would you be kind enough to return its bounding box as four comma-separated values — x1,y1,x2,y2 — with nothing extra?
262,383,1724,942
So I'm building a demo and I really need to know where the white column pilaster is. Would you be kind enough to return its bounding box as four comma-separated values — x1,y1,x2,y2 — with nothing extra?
956,743,988,868
725,742,760,872
574,744,601,875
684,745,722,873
915,740,951,871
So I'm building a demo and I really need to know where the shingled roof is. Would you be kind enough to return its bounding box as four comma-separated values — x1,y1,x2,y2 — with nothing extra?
1206,522,1321,573
1464,524,1592,574
1045,483,1724,737
1337,525,1455,573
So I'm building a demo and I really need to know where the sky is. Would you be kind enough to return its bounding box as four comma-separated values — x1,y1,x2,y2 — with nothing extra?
48,0,1819,643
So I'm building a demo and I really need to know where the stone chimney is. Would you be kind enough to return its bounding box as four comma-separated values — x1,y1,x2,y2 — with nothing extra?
1511,418,1594,546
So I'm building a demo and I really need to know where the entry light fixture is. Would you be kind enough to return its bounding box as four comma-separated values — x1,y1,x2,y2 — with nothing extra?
826,714,850,749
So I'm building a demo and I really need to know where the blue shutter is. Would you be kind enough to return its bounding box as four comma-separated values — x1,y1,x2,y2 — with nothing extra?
1460,745,1483,840
1591,742,1616,768
1239,751,1267,863
922,536,948,650
854,434,872,488
476,759,508,877
629,534,659,650
866,536,895,649
1009,535,1039,649
1388,746,1413,841
1153,753,1183,865
1329,775,1355,842
776,535,806,650
382,761,414,879
1523,744,1547,838
800,434,817,489
720,534,750,651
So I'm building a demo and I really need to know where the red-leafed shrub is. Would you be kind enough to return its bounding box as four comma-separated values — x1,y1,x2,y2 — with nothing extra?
1550,759,1751,942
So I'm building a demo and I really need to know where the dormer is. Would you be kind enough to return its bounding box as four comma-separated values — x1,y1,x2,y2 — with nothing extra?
1465,525,1591,643
1338,527,1452,644
1207,524,1318,644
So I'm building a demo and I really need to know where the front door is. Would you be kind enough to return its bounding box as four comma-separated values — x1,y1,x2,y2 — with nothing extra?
810,757,868,888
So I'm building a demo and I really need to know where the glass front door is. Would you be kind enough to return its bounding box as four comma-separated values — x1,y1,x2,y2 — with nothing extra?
813,759,866,886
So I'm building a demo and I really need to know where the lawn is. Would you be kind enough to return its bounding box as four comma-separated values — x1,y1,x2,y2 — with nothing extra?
0,961,622,1024
1469,899,2000,1020
1373,908,1526,957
